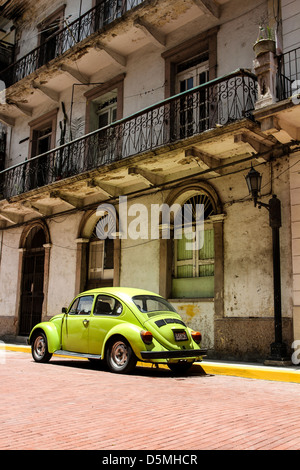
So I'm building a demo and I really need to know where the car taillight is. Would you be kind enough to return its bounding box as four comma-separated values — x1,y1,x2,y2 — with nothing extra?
191,331,202,343
140,330,153,344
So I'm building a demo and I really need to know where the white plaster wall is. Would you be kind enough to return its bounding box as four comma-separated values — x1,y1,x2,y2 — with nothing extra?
220,158,293,320
289,151,300,341
120,237,160,293
282,0,300,52
217,0,268,76
6,115,32,168
171,300,214,350
290,152,300,303
0,228,21,317
223,200,274,318
123,44,166,118
119,193,161,293
46,212,83,315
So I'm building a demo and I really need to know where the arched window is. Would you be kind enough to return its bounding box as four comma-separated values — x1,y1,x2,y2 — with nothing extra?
170,189,218,299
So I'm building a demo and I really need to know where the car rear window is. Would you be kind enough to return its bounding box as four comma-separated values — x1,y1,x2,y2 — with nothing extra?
132,295,177,314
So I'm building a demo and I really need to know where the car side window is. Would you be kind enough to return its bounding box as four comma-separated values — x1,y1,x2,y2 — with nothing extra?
93,295,123,316
69,295,94,315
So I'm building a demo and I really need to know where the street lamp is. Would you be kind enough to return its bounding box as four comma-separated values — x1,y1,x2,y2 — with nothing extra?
245,166,288,362
245,166,262,207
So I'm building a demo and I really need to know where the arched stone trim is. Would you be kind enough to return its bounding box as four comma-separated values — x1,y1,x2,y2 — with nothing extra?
19,220,51,249
163,180,222,217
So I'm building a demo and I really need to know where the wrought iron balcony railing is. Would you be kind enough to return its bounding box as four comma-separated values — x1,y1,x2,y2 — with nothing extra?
0,69,257,200
277,46,300,101
0,0,144,87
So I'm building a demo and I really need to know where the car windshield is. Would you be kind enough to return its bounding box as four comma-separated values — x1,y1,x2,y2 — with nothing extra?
132,295,177,314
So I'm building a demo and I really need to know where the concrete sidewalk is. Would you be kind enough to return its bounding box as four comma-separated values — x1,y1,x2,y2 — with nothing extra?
2,342,300,384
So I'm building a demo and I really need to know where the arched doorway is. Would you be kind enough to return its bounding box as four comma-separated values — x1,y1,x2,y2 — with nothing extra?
19,226,46,335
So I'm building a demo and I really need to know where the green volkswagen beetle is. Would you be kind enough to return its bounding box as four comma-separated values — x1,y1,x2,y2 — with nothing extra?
28,287,206,374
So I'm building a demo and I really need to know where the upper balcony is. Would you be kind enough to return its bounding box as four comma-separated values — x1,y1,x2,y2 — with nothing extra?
0,68,264,218
0,0,144,88
254,45,300,144
277,46,300,101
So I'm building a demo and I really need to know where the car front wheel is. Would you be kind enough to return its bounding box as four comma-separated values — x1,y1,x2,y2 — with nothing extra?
106,337,137,374
31,332,52,363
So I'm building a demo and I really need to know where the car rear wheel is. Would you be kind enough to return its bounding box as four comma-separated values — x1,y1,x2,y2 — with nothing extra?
167,361,193,374
31,332,52,363
106,337,137,374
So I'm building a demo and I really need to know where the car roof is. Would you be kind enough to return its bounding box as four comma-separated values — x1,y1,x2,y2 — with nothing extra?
77,287,162,300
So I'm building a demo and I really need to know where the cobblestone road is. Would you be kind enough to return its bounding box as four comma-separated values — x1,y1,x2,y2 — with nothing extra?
1,350,300,451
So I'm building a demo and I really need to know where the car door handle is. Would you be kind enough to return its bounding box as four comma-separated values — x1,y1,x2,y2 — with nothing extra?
83,319,89,327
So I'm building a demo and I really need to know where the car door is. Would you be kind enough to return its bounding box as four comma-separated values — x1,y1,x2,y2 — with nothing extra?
62,295,94,353
88,294,123,355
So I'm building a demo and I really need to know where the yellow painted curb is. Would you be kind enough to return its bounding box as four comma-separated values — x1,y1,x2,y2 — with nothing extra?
3,344,300,383
1,344,30,354
1,344,86,360
200,363,300,384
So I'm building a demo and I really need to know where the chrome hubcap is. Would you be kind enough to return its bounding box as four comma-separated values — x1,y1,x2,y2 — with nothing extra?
34,336,45,358
111,341,128,367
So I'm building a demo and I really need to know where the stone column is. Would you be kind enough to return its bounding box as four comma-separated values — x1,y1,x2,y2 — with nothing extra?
75,238,89,295
253,45,278,109
42,243,52,321
209,214,226,319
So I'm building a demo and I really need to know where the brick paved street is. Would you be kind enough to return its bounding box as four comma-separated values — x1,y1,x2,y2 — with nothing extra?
1,349,300,451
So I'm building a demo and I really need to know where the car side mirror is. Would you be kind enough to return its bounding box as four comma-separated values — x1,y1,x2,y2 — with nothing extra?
62,307,67,314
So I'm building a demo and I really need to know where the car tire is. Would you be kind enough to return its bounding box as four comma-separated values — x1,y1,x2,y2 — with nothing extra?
31,332,52,363
167,361,193,374
106,337,137,374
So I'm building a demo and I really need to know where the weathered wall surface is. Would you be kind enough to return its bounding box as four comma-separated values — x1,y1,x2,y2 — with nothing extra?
282,0,300,52
46,212,83,315
171,300,215,350
0,228,20,334
289,151,300,343
217,0,268,76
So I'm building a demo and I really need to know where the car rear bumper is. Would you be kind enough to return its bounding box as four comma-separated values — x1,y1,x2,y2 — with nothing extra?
141,348,207,360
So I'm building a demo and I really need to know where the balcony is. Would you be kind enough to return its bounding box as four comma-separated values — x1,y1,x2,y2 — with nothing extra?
0,69,258,202
0,0,144,88
277,46,300,101
253,45,300,145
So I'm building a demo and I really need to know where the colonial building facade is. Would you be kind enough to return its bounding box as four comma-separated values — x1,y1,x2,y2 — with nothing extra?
0,0,299,360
